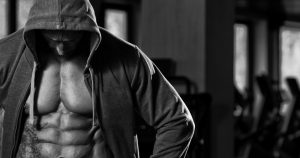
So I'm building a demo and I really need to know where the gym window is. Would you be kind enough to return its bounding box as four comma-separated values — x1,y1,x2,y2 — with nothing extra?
101,3,133,42
234,23,249,93
280,25,300,92
104,8,128,40
17,0,33,29
0,0,8,38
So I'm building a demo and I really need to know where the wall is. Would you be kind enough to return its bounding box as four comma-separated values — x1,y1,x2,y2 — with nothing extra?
254,20,269,75
252,20,270,127
205,0,235,158
138,0,206,92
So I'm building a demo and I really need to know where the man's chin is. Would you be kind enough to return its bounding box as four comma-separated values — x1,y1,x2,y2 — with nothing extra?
56,50,72,57
57,52,67,56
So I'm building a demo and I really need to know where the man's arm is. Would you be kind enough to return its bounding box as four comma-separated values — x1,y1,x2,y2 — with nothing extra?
131,47,195,158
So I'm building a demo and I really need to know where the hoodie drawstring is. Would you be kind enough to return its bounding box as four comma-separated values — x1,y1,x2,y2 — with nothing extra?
89,67,97,127
29,62,37,126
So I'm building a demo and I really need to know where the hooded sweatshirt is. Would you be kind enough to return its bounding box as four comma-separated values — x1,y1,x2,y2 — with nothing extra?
23,0,101,130
0,0,195,158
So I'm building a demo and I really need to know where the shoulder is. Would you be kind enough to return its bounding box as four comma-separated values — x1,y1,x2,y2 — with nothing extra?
0,29,24,49
0,29,25,63
99,27,139,58
95,27,142,69
93,27,150,84
0,29,25,62
0,29,26,84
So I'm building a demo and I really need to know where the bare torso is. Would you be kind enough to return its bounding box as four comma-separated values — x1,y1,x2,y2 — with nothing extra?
16,52,108,158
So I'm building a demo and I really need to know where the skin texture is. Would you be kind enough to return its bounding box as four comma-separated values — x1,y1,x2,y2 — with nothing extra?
16,31,112,158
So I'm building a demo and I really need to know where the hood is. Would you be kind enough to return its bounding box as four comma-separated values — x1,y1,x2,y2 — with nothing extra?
23,0,101,128
23,0,101,66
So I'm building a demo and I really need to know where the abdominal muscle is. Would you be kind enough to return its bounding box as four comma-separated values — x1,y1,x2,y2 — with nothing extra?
17,108,104,158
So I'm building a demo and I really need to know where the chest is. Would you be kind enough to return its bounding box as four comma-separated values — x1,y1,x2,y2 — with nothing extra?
26,58,93,115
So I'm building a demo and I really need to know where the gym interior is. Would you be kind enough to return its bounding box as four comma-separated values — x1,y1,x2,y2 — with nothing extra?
1,0,300,158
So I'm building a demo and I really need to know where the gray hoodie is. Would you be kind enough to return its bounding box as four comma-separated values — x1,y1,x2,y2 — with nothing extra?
0,0,195,157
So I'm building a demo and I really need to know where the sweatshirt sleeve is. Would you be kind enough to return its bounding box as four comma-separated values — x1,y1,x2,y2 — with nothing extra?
131,47,195,158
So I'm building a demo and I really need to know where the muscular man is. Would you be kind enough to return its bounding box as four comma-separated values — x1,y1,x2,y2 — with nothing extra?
0,0,195,157
16,30,110,158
